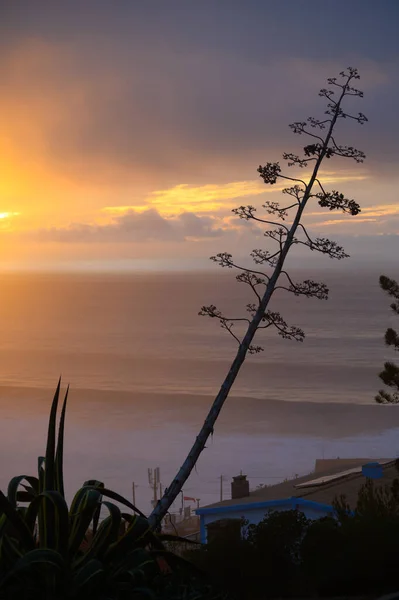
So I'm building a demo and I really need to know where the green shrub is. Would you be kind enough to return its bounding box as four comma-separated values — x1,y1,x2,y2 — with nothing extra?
187,511,310,599
188,485,399,599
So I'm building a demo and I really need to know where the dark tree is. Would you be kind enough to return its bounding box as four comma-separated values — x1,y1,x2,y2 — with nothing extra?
376,275,399,403
149,68,367,528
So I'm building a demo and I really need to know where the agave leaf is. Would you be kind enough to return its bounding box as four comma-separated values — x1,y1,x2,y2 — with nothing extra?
1,547,65,585
91,502,101,539
69,488,102,557
55,385,69,498
0,534,23,563
15,491,34,504
37,457,46,544
23,477,40,495
37,456,45,473
84,485,146,518
0,515,21,557
7,476,40,509
16,486,38,505
122,513,155,545
83,479,104,489
81,501,122,563
37,457,45,494
44,378,61,492
108,547,158,582
105,514,154,563
71,558,105,593
0,491,34,552
25,491,69,557
70,480,103,516
22,483,39,495
83,480,104,538
125,561,157,585
0,535,26,579
0,515,8,539
0,537,16,575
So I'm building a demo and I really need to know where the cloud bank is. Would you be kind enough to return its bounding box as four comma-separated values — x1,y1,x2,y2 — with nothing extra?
34,209,225,243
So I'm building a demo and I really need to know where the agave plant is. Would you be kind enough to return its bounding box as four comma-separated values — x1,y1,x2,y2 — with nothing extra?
0,380,220,600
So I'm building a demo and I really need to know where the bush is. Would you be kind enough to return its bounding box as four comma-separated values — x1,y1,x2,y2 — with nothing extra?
187,511,310,599
187,482,399,598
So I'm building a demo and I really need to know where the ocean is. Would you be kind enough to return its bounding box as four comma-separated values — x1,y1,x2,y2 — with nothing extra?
1,267,399,512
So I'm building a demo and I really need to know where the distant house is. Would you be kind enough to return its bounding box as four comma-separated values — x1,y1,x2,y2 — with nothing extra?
196,458,397,543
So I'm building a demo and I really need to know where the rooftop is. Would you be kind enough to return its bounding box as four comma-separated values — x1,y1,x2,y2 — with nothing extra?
198,458,398,513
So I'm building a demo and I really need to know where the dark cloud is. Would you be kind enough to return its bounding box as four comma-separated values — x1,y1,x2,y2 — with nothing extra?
1,1,398,188
3,1,399,63
32,210,224,243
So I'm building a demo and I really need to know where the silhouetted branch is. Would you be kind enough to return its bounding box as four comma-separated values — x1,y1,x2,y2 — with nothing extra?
307,116,331,129
263,199,299,220
199,305,250,347
250,248,281,268
221,322,242,347
282,185,305,201
316,190,361,215
279,173,308,186
289,121,325,142
283,152,316,168
376,276,399,405
236,271,267,302
315,178,327,195
342,112,368,124
297,223,313,245
198,304,250,325
380,275,399,315
264,227,288,247
277,272,329,300
376,389,399,404
303,237,349,260
257,163,308,187
232,205,290,231
385,328,399,350
328,143,366,162
210,252,269,279
264,311,305,341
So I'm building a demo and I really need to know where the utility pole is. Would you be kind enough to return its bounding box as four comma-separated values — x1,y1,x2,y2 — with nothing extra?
154,467,160,506
220,475,223,502
148,467,161,507
132,482,136,506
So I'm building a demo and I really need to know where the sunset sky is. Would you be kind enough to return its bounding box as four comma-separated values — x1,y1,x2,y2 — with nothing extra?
1,0,399,270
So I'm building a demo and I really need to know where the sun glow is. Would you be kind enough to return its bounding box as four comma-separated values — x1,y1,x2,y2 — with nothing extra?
0,212,19,219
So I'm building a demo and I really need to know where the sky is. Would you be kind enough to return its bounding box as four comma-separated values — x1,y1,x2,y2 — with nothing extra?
1,0,399,271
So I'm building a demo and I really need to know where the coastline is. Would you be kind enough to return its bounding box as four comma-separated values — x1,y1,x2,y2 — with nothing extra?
1,384,398,438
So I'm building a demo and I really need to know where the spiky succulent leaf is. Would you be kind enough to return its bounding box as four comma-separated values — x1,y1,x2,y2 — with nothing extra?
85,485,146,517
0,492,34,552
7,476,40,509
26,491,69,557
70,558,105,595
54,386,69,498
44,378,61,492
69,488,102,557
